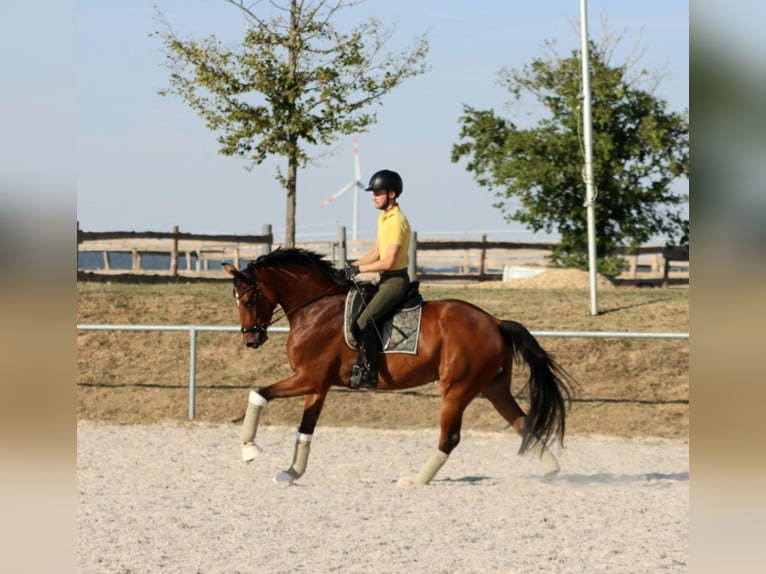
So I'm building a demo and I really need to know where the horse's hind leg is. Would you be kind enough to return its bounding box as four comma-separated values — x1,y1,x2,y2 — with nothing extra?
273,393,327,485
482,375,560,478
398,387,476,486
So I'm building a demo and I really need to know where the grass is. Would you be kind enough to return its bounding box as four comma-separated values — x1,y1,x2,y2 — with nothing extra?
77,281,689,438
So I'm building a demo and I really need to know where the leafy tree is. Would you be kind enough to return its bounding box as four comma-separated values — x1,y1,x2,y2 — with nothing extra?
154,0,429,247
451,39,689,274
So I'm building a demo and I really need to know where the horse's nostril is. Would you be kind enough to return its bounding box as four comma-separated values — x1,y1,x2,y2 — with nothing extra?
246,340,257,348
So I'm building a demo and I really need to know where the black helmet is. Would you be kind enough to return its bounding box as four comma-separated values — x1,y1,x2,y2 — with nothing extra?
365,169,403,196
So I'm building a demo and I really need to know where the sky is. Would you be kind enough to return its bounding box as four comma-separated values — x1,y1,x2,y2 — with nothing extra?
75,0,689,243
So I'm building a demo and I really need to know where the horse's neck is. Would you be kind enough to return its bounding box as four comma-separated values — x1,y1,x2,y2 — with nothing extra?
269,271,335,311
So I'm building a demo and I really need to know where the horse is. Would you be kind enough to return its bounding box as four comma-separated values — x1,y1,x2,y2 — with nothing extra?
223,248,576,486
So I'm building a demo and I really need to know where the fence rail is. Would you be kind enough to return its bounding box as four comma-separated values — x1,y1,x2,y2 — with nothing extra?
78,224,689,285
76,323,689,420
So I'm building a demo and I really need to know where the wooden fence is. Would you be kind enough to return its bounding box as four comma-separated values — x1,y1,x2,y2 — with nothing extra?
77,224,275,276
77,224,688,285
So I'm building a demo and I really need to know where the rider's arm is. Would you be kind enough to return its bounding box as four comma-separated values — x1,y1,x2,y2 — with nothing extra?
358,243,400,273
353,239,380,267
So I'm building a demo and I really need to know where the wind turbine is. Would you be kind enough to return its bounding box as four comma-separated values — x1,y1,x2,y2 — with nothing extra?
320,138,364,242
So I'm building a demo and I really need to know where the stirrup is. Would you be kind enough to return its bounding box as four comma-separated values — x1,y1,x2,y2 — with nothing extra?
349,364,378,390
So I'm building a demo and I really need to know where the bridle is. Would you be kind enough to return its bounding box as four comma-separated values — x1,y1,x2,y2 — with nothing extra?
234,282,274,336
235,277,342,336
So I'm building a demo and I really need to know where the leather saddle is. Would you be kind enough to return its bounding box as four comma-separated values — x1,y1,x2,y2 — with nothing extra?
352,280,423,315
343,281,424,354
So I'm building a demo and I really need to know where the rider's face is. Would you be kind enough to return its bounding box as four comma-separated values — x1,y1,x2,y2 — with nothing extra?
372,189,393,209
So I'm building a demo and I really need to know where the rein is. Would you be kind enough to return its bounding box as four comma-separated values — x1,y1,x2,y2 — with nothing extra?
239,282,344,335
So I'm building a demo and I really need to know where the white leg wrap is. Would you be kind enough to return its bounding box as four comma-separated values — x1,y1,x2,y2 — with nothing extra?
398,450,449,486
248,390,268,406
274,432,313,485
529,441,560,478
240,391,267,462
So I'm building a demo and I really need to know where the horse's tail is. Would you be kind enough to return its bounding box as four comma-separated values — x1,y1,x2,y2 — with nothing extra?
499,320,577,455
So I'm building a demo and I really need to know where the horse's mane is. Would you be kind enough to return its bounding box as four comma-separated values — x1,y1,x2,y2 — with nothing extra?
246,248,348,287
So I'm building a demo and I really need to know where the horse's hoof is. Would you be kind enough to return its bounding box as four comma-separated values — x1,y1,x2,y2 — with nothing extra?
396,476,419,487
537,449,560,476
542,469,560,483
273,471,295,486
242,443,263,462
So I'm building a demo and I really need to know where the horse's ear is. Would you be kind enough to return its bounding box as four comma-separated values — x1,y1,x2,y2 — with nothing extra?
223,263,247,283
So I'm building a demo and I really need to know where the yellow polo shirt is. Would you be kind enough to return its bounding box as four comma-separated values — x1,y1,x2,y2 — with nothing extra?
377,205,411,270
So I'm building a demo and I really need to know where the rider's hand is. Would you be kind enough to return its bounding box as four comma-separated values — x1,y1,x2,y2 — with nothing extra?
343,264,360,279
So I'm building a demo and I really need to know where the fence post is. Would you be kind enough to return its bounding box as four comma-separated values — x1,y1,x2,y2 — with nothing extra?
188,327,197,420
170,225,179,277
263,224,273,255
409,231,417,280
480,233,488,278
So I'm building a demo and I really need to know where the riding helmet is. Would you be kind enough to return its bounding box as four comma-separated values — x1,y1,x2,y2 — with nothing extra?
365,169,403,196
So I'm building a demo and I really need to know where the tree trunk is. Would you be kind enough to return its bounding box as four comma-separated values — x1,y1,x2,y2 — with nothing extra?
283,0,298,249
285,157,297,248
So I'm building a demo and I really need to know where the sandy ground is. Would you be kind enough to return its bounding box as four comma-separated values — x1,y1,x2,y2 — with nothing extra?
77,421,688,574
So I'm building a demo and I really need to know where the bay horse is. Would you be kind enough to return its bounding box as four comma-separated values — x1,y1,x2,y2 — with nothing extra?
224,248,576,486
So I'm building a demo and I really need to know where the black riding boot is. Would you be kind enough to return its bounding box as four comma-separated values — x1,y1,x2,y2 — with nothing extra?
350,322,379,390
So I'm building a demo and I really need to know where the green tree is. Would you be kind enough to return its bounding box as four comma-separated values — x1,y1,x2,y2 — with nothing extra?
451,39,689,274
154,0,429,247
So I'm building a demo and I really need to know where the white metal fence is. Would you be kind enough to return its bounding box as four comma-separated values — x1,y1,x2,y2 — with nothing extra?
76,324,689,420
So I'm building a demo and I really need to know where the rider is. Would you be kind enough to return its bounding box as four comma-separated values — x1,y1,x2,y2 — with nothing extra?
343,169,411,390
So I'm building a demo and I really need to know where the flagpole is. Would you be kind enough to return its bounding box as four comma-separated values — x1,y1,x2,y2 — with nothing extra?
580,0,599,315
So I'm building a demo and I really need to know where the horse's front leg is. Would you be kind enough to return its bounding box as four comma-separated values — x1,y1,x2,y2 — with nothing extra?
240,389,268,462
272,393,327,486
240,372,320,462
241,371,332,485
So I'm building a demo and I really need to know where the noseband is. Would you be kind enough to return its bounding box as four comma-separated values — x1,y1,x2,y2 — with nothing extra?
241,323,270,336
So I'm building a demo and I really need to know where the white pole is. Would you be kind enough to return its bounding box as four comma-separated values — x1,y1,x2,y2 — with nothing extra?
579,0,598,316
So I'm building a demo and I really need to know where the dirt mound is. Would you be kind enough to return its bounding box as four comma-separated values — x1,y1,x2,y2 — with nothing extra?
503,267,615,289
